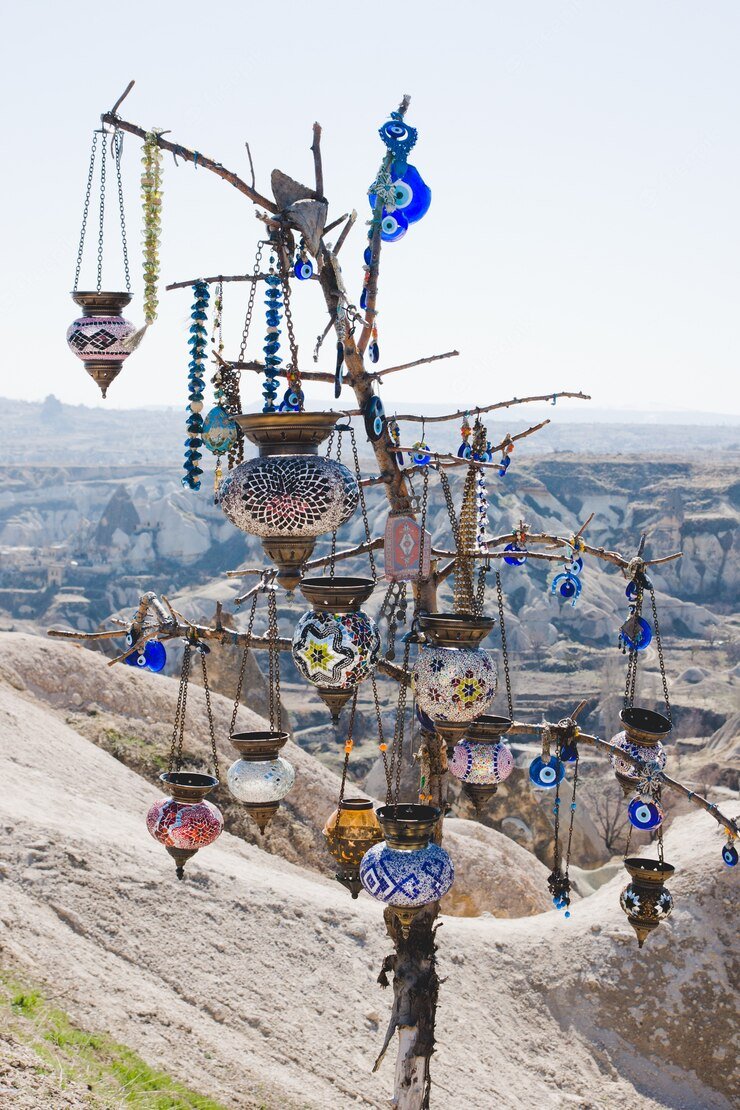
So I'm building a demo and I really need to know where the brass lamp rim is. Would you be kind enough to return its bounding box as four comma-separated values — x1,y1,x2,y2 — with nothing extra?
419,612,495,647
300,576,375,612
338,797,375,811
229,730,290,761
377,803,441,849
465,715,512,742
619,707,671,744
236,411,342,455
159,771,218,803
624,856,675,883
71,290,132,315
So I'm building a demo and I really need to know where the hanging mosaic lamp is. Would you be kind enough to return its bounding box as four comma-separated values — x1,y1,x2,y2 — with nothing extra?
216,412,359,591
67,292,136,398
323,798,383,898
610,707,671,797
359,804,454,937
226,730,295,833
449,715,514,814
619,857,675,947
411,614,498,750
291,578,380,721
146,771,223,880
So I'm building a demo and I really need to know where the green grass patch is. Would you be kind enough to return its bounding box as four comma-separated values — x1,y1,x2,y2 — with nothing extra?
2,969,235,1108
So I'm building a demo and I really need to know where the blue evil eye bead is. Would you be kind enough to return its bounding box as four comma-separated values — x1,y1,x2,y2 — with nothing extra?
529,755,564,788
551,572,582,605
294,258,313,280
457,442,472,459
627,797,664,831
503,542,527,567
369,340,380,364
364,395,386,443
625,581,638,599
560,742,578,763
391,163,431,223
279,386,304,412
380,210,408,242
360,287,368,311
722,843,738,867
378,116,418,161
498,455,511,477
143,640,167,673
363,246,372,266
409,441,431,467
564,556,583,576
622,616,653,652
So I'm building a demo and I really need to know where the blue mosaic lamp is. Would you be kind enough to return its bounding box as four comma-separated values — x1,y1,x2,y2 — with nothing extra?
359,804,454,937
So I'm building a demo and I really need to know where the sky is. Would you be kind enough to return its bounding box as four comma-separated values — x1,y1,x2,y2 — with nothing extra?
2,1,738,417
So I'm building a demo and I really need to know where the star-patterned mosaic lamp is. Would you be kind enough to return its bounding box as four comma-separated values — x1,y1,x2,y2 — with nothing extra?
449,714,514,813
411,614,498,750
291,577,380,720
146,771,223,879
359,804,454,937
226,731,295,833
216,412,359,591
609,707,670,796
619,857,675,947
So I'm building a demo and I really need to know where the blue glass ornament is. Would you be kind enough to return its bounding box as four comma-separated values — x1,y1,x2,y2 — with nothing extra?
144,640,167,673
278,385,304,412
368,163,431,225
627,797,664,831
378,114,418,171
294,258,313,280
202,405,238,455
416,705,436,733
529,755,564,788
498,454,511,477
369,340,380,364
409,441,431,467
625,581,638,600
503,542,527,567
380,210,408,243
360,287,368,311
551,572,582,607
722,843,738,867
184,281,210,490
457,442,472,459
621,617,653,652
564,556,583,576
560,742,578,763
363,395,386,443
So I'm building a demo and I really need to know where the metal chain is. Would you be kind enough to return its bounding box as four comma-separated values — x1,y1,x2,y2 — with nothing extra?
278,242,300,383
327,430,342,576
371,673,391,796
73,132,98,291
656,788,665,864
229,592,259,737
496,572,514,720
238,241,265,362
200,651,220,780
267,588,282,733
474,562,488,618
96,132,108,293
349,426,378,581
417,466,430,583
553,744,562,872
623,819,634,861
168,643,192,773
564,751,579,871
438,467,461,550
112,130,131,293
649,587,672,723
337,687,360,811
389,638,412,808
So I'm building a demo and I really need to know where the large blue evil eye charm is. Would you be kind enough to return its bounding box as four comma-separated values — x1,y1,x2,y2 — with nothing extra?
390,163,431,223
504,542,527,567
551,572,582,606
457,442,473,459
124,633,142,668
363,395,386,443
294,258,313,280
627,797,664,830
380,210,408,242
378,116,418,161
722,842,738,867
529,755,564,788
144,640,167,673
621,616,653,652
409,441,431,467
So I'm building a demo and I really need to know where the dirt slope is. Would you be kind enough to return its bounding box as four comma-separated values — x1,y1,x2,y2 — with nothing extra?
0,634,737,1108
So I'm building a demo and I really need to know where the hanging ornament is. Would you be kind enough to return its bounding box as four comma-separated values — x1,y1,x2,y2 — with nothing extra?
408,441,432,467
627,796,665,831
503,542,527,566
293,241,313,280
216,412,359,591
359,804,454,937
369,162,431,225
226,731,295,834
291,578,380,719
457,414,472,459
721,840,738,867
123,633,166,673
369,324,380,364
363,394,386,443
378,114,418,173
68,130,135,397
262,257,283,412
183,281,210,491
529,754,565,788
146,641,223,879
324,799,383,898
546,735,580,917
379,210,408,243
384,514,432,582
619,615,653,652
551,567,582,606
140,130,164,329
619,858,675,947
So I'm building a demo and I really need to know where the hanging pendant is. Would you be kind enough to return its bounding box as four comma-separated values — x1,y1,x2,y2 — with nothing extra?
67,292,136,398
146,771,223,879
335,341,344,398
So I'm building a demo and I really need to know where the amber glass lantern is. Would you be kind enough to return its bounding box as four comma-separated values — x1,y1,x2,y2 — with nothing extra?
323,798,382,897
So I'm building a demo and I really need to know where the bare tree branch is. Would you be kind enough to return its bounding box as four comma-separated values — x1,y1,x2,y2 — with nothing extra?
392,390,591,424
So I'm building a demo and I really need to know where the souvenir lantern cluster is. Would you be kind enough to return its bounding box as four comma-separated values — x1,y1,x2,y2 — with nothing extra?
67,128,137,397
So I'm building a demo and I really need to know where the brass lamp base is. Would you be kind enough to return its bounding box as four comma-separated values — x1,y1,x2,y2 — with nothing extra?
83,359,123,399
462,782,499,814
244,801,280,834
432,719,468,754
261,536,316,592
392,906,425,938
165,846,198,880
335,869,363,899
316,686,354,722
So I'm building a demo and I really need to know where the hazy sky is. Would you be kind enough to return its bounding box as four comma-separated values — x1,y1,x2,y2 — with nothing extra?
2,1,738,416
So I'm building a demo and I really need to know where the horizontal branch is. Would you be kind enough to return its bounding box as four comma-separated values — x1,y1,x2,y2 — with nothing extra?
226,537,384,580
392,390,591,424
395,419,552,466
230,360,335,385
371,350,460,382
101,111,278,212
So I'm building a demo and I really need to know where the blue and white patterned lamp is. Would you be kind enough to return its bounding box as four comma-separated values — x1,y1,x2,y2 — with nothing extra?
359,804,454,936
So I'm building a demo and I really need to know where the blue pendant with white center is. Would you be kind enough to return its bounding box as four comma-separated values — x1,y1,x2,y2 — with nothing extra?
529,755,564,788
722,843,738,867
627,797,664,830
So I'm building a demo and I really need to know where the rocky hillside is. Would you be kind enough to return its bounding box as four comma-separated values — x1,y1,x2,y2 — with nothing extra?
0,632,736,1109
